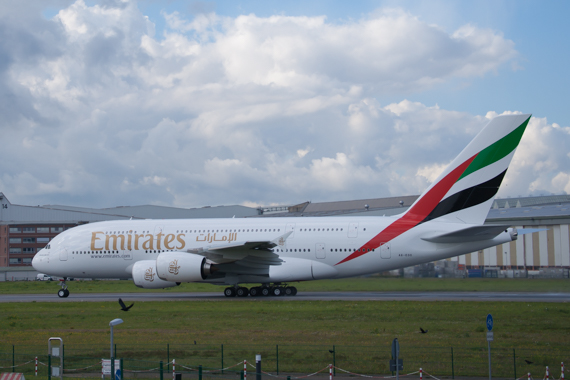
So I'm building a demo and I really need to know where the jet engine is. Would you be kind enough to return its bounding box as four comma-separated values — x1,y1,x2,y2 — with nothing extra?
132,260,179,289
156,252,213,282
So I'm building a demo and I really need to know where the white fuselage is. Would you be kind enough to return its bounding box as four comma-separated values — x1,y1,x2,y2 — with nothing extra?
32,215,513,285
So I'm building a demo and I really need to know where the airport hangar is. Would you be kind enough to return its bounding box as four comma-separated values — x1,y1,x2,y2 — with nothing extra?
1,192,569,281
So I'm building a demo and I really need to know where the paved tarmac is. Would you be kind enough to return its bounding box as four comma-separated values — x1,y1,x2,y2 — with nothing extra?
1,291,569,302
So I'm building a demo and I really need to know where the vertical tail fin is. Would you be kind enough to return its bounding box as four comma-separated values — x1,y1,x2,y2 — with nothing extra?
405,113,531,225
335,114,530,265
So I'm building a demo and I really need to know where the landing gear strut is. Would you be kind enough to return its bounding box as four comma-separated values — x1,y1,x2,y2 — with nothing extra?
223,284,297,297
57,278,70,298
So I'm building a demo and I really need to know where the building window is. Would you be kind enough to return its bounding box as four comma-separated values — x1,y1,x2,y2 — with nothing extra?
37,237,50,243
23,238,36,244
51,227,63,233
9,248,21,254
37,227,49,233
9,238,21,244
23,227,35,233
9,258,21,264
22,258,32,264
22,247,35,253
9,227,21,233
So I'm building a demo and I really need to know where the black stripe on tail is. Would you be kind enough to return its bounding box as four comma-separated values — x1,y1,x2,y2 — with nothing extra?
420,170,507,224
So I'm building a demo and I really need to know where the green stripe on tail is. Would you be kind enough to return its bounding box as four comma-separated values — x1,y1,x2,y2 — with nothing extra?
458,116,530,182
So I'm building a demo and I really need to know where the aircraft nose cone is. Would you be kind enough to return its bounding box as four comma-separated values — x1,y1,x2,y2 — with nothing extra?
31,254,40,270
32,250,47,272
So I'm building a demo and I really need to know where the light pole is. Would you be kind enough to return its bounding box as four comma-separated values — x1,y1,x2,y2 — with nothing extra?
109,319,123,359
109,319,123,380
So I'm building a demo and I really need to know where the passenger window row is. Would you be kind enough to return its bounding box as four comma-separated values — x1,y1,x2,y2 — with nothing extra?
101,227,354,235
176,229,281,233
104,231,149,234
72,250,175,254
330,248,374,252
274,247,373,253
298,228,344,232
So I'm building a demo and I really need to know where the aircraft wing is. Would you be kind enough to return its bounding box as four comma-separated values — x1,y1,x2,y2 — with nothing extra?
186,231,292,266
421,225,512,244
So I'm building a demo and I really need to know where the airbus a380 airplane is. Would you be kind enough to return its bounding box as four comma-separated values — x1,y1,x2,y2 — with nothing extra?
33,114,531,298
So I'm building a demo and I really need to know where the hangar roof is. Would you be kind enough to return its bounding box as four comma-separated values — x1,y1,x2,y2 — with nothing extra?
1,191,569,225
255,194,570,224
492,194,570,208
0,192,260,224
487,202,570,225
302,195,419,213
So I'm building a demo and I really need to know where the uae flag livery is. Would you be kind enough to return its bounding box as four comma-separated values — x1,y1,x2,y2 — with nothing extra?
336,114,531,265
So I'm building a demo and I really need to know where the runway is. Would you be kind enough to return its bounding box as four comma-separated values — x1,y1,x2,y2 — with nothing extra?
1,291,569,303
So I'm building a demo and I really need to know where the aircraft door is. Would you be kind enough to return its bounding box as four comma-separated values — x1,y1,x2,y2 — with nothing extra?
315,243,326,259
154,225,164,236
286,223,296,238
59,248,68,261
123,231,133,260
380,243,391,259
348,223,358,238
154,225,164,251
123,248,132,260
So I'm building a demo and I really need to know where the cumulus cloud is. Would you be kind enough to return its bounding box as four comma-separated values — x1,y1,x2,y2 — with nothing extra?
0,0,566,209
503,117,570,197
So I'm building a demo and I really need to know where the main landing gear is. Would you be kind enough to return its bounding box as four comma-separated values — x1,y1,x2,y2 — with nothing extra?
224,284,298,297
57,278,70,298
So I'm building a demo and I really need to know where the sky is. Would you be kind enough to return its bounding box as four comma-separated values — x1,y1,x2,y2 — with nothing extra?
1,0,569,209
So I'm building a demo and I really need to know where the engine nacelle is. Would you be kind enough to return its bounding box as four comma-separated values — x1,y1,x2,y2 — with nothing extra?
156,252,213,282
132,260,179,289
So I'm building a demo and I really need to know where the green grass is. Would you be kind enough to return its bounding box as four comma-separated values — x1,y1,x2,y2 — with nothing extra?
0,299,570,377
1,277,568,377
2,277,569,294
0,300,568,378
2,300,567,348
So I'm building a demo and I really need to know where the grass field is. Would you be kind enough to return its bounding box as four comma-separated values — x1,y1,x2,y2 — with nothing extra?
1,278,569,378
1,277,569,294
1,299,569,377
2,299,569,347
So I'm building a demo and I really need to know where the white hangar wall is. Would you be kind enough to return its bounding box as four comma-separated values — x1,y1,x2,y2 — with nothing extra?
454,224,570,269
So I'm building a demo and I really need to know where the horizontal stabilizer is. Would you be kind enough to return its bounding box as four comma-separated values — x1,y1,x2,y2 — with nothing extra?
516,228,549,235
421,225,511,243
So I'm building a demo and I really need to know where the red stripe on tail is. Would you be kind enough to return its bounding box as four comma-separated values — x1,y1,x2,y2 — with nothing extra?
335,153,477,265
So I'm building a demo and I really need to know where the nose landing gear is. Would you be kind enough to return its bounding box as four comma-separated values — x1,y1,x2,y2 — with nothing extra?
57,279,70,298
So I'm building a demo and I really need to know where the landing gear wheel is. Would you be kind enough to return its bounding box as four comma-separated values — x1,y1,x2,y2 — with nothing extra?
291,286,297,296
58,278,69,298
261,287,270,296
224,287,236,297
272,287,283,296
284,286,294,296
249,287,260,297
236,287,249,297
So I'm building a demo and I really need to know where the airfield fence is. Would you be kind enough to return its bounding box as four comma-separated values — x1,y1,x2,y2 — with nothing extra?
0,344,568,379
